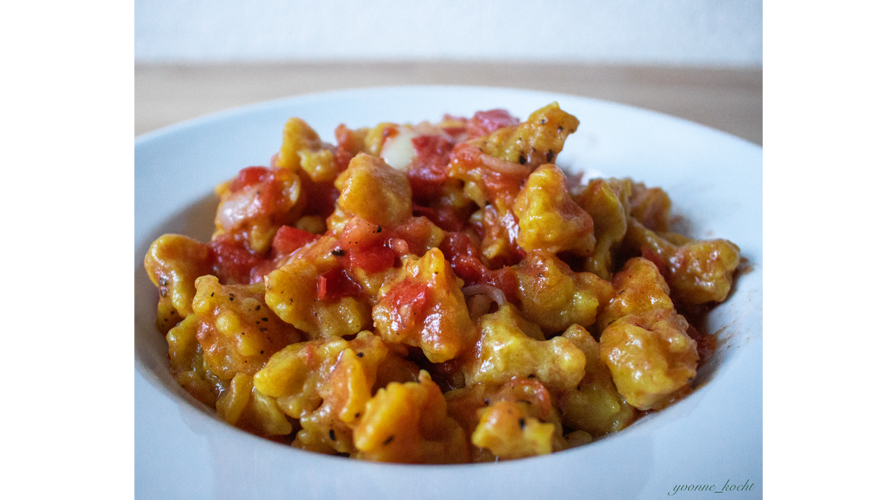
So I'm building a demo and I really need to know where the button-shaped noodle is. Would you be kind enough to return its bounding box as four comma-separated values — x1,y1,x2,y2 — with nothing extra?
144,234,213,323
276,117,339,183
192,276,302,380
625,218,740,304
599,308,698,410
513,164,596,256
353,371,469,464
514,251,614,334
557,324,637,436
264,237,371,339
597,256,675,331
574,178,632,279
372,248,475,363
477,102,580,168
216,372,293,436
335,153,412,227
462,304,586,391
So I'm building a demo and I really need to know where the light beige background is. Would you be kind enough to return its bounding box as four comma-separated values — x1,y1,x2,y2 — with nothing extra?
136,63,761,145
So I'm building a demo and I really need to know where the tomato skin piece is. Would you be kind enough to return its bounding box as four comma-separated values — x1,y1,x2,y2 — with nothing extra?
272,226,317,257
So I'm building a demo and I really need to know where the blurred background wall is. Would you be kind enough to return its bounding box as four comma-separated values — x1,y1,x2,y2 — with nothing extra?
135,0,761,67
135,0,762,144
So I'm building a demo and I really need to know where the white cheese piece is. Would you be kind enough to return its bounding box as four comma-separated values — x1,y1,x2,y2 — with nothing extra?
380,125,419,171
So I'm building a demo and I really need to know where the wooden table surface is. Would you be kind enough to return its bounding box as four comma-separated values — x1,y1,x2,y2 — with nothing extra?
135,62,762,146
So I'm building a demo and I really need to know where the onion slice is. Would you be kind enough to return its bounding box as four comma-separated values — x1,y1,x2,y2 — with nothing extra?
462,283,507,306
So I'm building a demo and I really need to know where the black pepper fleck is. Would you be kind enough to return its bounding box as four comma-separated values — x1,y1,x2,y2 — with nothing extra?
383,435,394,445
329,429,336,441
332,248,345,257
356,352,364,358
518,154,526,165
518,418,526,429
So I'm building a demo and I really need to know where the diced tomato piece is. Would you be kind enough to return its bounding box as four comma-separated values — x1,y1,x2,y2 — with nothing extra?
408,134,455,202
393,282,430,309
440,231,478,259
412,135,454,168
316,268,363,301
467,109,519,138
248,260,278,284
391,217,441,256
229,166,270,192
348,244,396,274
412,205,465,232
209,238,265,285
439,232,519,300
272,226,317,256
441,126,466,137
334,123,363,170
339,217,386,250
384,280,432,331
304,181,340,217
225,166,300,218
485,267,519,301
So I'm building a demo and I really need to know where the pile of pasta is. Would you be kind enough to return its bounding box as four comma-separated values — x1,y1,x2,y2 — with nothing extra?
145,103,740,463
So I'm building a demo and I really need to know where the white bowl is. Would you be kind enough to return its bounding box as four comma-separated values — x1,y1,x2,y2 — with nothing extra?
135,86,762,499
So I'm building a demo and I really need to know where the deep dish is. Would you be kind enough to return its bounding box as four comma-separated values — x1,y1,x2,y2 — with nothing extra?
143,102,740,463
